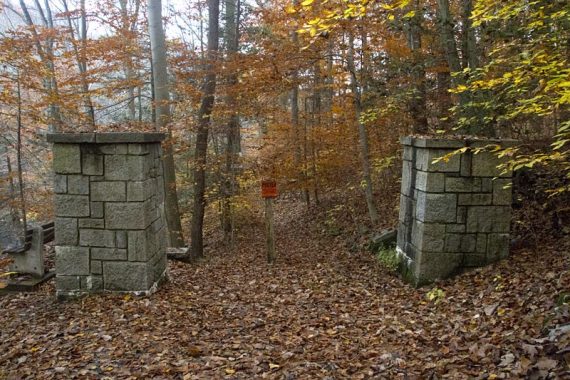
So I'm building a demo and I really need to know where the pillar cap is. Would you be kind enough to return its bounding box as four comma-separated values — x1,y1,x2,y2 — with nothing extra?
400,136,519,148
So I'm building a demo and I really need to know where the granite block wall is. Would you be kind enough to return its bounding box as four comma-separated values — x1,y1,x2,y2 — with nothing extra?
47,133,168,297
397,137,518,286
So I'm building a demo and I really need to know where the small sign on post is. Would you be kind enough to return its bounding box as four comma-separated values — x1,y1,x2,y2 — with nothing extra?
261,179,277,263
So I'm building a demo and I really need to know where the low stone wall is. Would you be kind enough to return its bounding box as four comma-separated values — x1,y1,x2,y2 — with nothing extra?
397,137,517,286
47,133,168,297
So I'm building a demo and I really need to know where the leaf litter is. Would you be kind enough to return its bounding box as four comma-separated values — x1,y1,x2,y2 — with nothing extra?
0,200,569,379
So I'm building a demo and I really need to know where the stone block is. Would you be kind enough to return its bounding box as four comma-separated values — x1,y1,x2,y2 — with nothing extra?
128,230,149,261
105,202,148,230
411,221,445,252
403,146,413,161
446,224,466,233
481,178,493,193
466,206,511,233
415,171,445,193
398,195,413,224
55,217,78,245
91,248,127,261
116,231,127,249
104,155,128,180
127,181,147,201
54,174,67,194
91,260,102,274
56,276,80,292
82,152,103,176
53,144,81,174
458,193,493,206
103,261,150,291
460,151,472,177
457,207,467,224
115,144,128,154
487,233,510,261
400,161,413,197
67,175,90,195
127,155,150,181
128,144,150,155
95,132,165,144
416,192,457,223
415,148,460,172
91,181,126,202
91,202,104,218
464,253,488,267
83,275,103,292
55,195,90,217
445,177,481,193
56,246,89,275
476,233,487,253
99,144,116,154
472,151,509,177
493,179,513,205
444,234,476,253
78,218,105,229
414,251,462,286
79,229,115,247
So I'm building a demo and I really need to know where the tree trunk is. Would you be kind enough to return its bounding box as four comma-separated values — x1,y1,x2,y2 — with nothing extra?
406,1,428,134
190,0,220,258
147,0,185,247
221,0,241,244
347,32,379,225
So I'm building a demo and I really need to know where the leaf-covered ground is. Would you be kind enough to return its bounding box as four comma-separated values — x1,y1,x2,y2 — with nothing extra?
1,201,569,379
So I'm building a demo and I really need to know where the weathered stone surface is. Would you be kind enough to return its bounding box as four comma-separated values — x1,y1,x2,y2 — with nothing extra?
409,138,465,149
91,260,102,274
103,261,150,291
104,155,127,180
444,234,476,253
481,178,493,193
79,229,115,247
398,195,413,224
54,174,67,194
56,276,81,292
48,133,95,143
464,253,488,267
116,231,127,249
472,151,509,177
91,181,126,202
415,148,460,172
91,248,127,261
127,181,152,201
127,155,150,181
445,177,481,192
128,144,150,155
466,206,511,233
411,221,445,252
416,192,457,223
115,144,128,154
415,171,445,193
53,144,81,174
67,175,90,195
55,195,90,217
456,206,467,224
95,132,166,144
460,151,472,177
55,217,78,245
56,246,89,275
91,202,104,218
401,161,413,197
487,233,510,261
78,218,105,229
403,145,413,161
105,202,148,230
446,224,466,233
84,275,104,292
458,193,493,206
98,144,116,154
415,251,462,285
128,230,149,261
476,233,487,253
82,152,103,176
493,179,512,205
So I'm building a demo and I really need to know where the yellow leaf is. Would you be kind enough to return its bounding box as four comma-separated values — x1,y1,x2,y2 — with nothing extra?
301,0,314,6
269,363,280,369
497,308,506,316
388,14,395,21
285,5,296,14
225,368,236,375
123,294,132,301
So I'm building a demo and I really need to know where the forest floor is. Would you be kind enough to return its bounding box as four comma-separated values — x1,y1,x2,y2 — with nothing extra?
0,199,569,379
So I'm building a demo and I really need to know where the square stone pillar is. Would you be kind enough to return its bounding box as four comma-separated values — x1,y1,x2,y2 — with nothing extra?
47,133,168,297
397,137,518,286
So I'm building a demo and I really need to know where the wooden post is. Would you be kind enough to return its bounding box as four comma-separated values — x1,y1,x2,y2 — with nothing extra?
261,179,277,263
265,197,275,263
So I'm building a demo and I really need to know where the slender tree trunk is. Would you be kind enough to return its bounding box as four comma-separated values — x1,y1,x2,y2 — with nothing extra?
221,0,240,244
148,0,185,247
119,0,138,120
461,0,478,70
347,32,379,225
16,73,27,238
406,0,428,134
190,0,220,258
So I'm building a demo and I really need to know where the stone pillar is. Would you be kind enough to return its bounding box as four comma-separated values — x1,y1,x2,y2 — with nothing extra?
397,137,518,286
47,133,168,297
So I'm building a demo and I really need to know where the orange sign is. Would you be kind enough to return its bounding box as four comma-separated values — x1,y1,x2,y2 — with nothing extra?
261,180,278,198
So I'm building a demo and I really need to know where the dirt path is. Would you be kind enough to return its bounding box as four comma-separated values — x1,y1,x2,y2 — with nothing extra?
1,201,568,379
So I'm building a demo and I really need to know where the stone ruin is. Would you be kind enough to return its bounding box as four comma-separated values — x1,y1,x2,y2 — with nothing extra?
48,133,168,298
397,137,518,286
